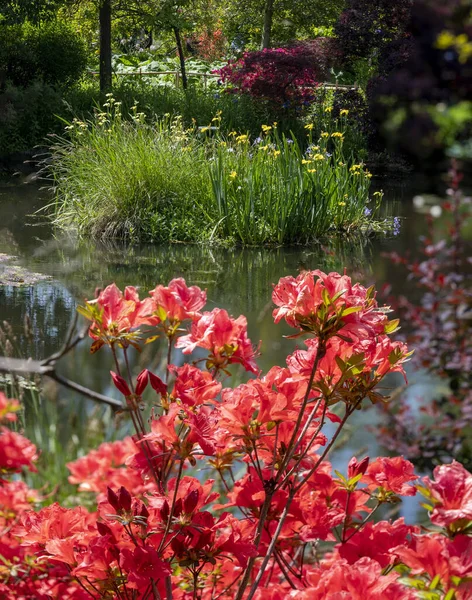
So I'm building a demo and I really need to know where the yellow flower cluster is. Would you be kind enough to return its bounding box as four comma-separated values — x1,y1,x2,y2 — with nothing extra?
350,164,363,172
261,125,272,133
436,31,472,63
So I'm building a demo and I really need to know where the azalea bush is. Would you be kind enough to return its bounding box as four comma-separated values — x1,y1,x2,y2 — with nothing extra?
2,270,472,598
48,100,382,244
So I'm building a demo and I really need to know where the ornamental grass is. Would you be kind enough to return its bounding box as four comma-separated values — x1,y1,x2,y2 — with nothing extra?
48,97,382,245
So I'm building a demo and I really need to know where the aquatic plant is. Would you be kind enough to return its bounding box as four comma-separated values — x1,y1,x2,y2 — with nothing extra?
48,99,381,245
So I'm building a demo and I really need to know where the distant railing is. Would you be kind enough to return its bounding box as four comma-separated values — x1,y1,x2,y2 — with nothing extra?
89,70,358,91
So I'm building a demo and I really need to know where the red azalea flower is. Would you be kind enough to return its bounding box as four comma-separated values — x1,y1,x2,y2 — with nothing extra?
337,518,418,567
176,308,260,374
149,277,207,323
421,461,472,528
169,363,222,407
0,427,38,473
67,437,143,495
81,283,156,351
362,456,418,497
120,545,170,591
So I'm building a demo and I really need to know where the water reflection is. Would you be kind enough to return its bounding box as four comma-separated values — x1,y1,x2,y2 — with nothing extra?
0,178,438,521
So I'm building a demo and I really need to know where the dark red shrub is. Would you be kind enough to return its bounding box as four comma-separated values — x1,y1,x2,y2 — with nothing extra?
216,41,338,107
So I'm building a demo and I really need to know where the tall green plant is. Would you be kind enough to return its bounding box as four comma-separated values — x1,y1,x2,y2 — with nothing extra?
48,99,382,245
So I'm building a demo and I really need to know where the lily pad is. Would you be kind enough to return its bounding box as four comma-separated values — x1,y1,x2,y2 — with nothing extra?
0,256,51,286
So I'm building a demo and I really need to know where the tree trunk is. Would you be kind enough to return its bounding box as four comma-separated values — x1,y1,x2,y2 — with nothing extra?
173,26,188,90
99,0,112,94
261,0,275,49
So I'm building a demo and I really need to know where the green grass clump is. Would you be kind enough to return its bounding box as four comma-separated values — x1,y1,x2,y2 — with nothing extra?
48,97,381,246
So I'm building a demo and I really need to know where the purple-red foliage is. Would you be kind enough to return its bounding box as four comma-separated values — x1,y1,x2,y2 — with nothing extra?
335,0,413,62
216,41,338,107
378,163,472,470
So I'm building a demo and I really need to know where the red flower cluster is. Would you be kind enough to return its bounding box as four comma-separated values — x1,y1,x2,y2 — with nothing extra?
2,272,472,599
176,308,259,374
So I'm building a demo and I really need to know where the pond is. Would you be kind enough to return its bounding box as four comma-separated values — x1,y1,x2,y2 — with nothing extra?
0,174,450,521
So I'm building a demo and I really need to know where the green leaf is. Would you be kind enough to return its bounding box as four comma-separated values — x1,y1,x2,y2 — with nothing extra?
334,470,348,484
341,305,363,317
322,287,331,306
76,304,93,320
384,319,400,334
335,356,346,372
331,288,347,302
347,473,363,486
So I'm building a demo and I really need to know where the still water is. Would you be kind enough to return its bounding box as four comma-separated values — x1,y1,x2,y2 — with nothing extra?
0,176,447,520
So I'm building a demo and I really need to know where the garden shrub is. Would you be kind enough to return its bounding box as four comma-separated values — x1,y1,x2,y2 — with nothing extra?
367,0,472,167
0,81,64,157
2,272,472,597
334,0,414,65
217,41,339,108
0,20,88,89
378,164,472,470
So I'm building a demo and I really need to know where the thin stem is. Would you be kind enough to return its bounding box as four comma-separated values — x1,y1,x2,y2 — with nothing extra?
270,423,279,478
278,399,326,489
111,344,122,377
166,576,173,600
166,335,174,384
341,490,352,543
274,341,325,484
124,347,135,393
158,460,184,553
343,502,381,544
295,399,361,493
245,491,296,600
234,489,275,600
273,550,297,589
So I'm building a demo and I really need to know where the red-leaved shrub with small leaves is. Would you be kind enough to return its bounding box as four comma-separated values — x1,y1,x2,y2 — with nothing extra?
216,41,338,108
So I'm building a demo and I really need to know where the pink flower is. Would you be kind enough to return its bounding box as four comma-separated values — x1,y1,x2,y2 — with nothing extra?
337,518,418,567
67,437,143,495
149,278,206,323
272,270,391,342
169,364,222,407
362,456,417,496
176,308,259,374
83,283,155,351
0,427,38,473
421,461,472,528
